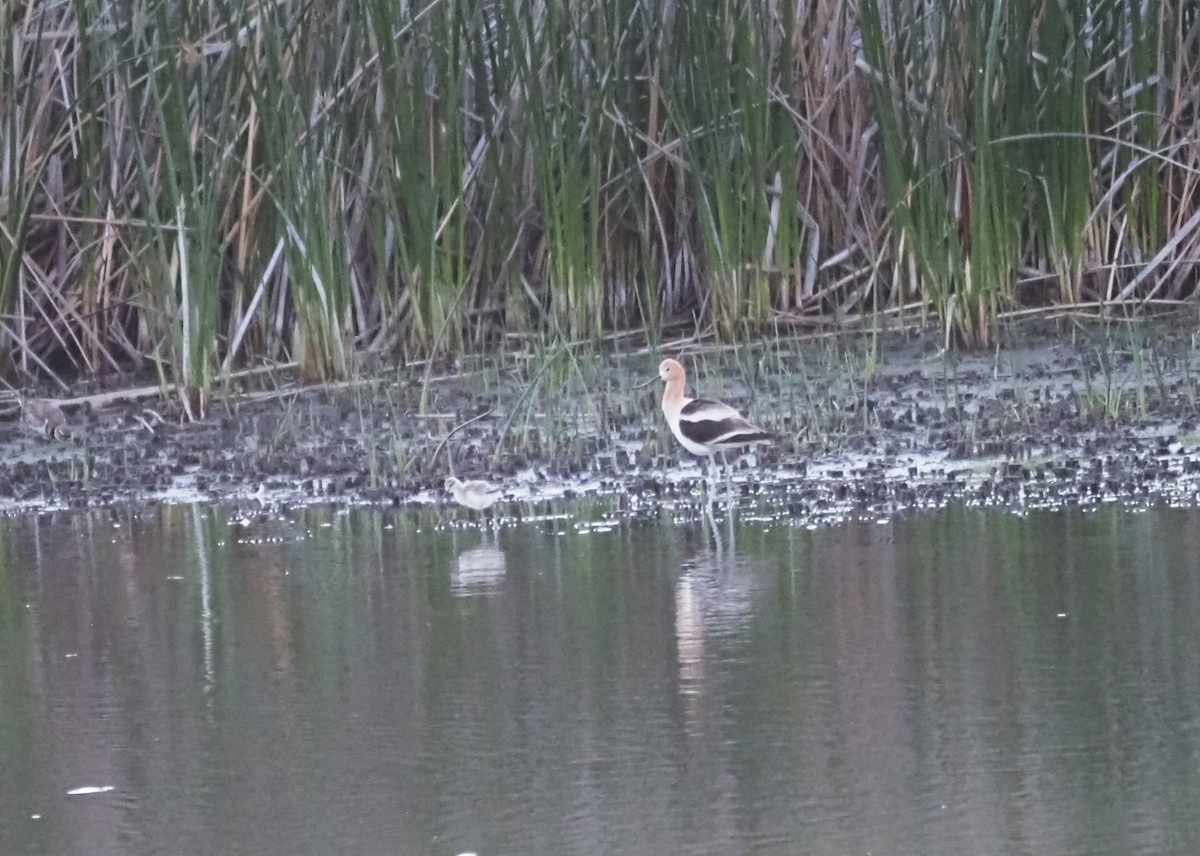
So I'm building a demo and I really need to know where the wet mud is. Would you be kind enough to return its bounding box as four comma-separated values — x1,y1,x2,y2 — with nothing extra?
4,319,1200,522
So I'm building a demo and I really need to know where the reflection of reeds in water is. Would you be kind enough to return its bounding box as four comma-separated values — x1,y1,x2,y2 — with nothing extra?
452,546,507,596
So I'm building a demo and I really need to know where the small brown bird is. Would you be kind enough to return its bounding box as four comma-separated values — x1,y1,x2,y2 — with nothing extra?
22,398,71,441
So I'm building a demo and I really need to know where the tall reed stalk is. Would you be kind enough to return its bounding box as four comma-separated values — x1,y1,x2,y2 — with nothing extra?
127,0,242,416
251,0,357,382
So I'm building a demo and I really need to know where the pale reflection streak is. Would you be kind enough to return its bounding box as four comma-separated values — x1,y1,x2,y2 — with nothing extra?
674,507,753,736
452,544,507,596
673,571,706,728
191,506,215,696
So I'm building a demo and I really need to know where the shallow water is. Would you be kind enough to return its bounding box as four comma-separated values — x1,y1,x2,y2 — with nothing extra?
3,499,1200,856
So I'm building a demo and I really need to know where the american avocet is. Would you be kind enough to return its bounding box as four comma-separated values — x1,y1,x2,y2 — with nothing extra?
444,476,503,512
640,358,771,485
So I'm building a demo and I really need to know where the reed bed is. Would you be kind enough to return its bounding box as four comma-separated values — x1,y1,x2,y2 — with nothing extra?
2,0,1198,409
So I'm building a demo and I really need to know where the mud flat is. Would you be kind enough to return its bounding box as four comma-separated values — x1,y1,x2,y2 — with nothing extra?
3,318,1200,522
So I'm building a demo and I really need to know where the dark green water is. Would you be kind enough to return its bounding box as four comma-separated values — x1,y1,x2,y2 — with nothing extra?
2,501,1200,856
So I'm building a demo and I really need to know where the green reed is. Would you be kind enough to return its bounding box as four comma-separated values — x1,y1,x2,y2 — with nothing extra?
124,0,246,415
2,0,1195,397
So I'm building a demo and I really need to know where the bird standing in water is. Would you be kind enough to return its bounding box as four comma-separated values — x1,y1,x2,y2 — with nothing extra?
445,476,503,513
641,358,772,491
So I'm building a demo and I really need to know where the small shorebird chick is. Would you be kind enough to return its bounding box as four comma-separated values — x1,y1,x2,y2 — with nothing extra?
444,476,502,512
22,398,71,441
640,358,771,484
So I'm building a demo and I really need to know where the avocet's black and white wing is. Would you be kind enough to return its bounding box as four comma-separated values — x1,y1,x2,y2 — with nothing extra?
675,398,772,454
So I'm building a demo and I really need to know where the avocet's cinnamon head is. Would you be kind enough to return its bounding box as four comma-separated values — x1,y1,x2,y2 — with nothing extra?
659,358,685,383
637,358,685,390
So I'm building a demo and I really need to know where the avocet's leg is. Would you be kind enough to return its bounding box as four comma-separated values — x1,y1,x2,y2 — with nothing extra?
721,450,733,505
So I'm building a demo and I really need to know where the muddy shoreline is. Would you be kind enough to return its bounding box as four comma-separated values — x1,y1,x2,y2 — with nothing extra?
5,319,1200,520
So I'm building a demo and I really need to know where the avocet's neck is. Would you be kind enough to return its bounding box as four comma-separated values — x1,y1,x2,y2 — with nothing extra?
662,374,687,413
